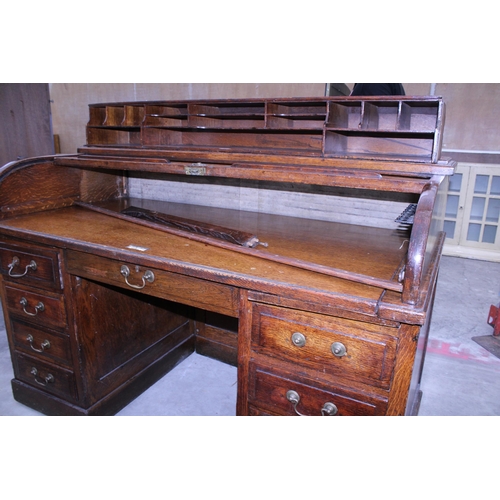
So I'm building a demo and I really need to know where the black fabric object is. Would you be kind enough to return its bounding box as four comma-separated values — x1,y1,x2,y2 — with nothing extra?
350,83,405,96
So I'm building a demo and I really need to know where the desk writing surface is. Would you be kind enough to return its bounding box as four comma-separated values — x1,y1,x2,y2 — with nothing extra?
114,198,408,278
0,200,408,312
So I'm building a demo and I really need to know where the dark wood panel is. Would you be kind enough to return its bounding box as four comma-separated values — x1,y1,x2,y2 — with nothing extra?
71,277,196,406
0,84,54,167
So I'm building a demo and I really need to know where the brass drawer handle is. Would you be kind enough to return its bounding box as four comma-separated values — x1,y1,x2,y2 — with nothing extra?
20,297,45,316
331,341,347,357
286,390,338,416
7,256,37,278
30,367,54,386
26,334,51,353
120,265,155,289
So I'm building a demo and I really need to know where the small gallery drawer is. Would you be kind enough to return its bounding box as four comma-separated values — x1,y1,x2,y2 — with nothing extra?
66,250,239,317
250,303,398,389
0,242,61,291
3,284,67,330
14,352,78,402
10,319,73,367
248,362,388,416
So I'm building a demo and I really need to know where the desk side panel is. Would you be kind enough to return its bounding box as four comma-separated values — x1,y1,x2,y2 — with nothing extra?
0,157,125,219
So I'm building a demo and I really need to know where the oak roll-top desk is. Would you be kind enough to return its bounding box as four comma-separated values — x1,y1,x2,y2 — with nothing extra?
0,96,455,416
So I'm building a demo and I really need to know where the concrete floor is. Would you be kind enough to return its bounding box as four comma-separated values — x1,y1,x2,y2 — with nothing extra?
1,255,499,416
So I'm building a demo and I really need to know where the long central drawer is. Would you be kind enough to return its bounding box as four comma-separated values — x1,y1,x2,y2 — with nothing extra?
65,250,239,317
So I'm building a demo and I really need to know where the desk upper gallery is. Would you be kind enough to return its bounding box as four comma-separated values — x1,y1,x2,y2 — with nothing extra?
0,96,455,416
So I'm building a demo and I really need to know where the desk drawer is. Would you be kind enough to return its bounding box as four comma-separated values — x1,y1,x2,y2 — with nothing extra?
0,241,62,291
14,352,78,402
250,303,398,389
66,250,239,317
3,284,67,330
248,362,387,416
10,319,73,367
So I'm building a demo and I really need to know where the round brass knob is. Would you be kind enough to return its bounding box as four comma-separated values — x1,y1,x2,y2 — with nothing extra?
286,390,300,405
331,341,347,357
291,332,306,347
322,402,338,416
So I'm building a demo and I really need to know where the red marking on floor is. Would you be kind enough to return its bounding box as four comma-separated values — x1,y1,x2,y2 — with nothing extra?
425,338,500,366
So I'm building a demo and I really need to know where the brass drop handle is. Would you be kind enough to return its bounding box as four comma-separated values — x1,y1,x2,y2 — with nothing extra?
120,265,155,289
30,367,54,386
20,297,45,316
286,390,305,415
286,390,338,416
331,341,347,357
26,334,51,353
8,256,37,278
